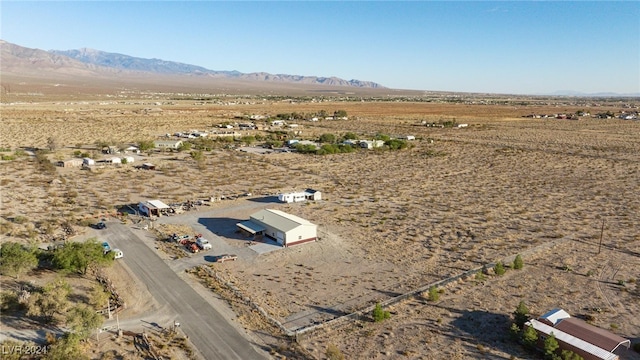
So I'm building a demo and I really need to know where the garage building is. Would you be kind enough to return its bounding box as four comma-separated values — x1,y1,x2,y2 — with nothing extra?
237,209,317,247
138,199,170,217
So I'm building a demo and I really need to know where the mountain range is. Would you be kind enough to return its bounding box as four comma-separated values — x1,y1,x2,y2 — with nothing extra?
1,40,384,89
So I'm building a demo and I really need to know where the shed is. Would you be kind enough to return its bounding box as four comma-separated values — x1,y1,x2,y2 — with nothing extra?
123,156,135,164
138,200,170,217
237,209,317,247
82,157,95,166
57,158,83,168
304,189,322,201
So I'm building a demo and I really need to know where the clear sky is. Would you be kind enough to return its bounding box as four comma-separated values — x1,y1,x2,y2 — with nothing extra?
2,1,639,95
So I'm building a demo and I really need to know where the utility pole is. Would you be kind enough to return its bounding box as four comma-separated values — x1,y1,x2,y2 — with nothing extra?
598,218,605,255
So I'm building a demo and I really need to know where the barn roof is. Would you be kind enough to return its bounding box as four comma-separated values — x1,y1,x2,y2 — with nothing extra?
526,319,618,360
250,209,315,233
555,317,631,352
539,308,571,326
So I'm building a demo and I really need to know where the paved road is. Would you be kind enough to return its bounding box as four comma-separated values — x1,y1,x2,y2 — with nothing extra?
104,222,265,360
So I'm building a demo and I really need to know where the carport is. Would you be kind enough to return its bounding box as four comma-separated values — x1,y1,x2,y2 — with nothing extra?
236,221,265,239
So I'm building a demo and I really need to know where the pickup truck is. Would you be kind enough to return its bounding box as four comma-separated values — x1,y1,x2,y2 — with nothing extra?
216,254,238,263
195,238,212,250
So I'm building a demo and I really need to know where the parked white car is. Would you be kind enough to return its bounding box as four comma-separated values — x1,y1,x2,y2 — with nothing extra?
195,238,212,250
111,249,124,259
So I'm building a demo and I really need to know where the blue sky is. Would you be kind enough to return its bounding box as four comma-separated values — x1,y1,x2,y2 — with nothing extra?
2,1,639,95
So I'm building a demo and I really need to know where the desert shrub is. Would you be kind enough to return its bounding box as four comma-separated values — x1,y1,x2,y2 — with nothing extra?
66,304,104,339
561,350,584,360
294,143,317,154
428,286,440,302
137,140,155,151
1,154,16,161
544,333,559,359
325,344,344,360
14,149,28,157
0,290,22,312
372,303,390,322
494,261,506,276
385,139,408,150
475,271,486,281
27,278,71,323
0,242,38,279
513,254,524,269
521,325,538,348
513,300,530,328
319,133,336,144
509,323,521,339
342,132,357,140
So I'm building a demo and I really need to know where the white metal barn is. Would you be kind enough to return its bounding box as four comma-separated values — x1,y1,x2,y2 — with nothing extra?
237,209,317,247
138,199,170,217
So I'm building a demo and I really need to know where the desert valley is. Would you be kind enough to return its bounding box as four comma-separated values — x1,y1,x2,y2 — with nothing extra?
0,41,639,360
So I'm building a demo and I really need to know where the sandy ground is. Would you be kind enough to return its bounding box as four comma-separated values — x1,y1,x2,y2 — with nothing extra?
1,96,639,359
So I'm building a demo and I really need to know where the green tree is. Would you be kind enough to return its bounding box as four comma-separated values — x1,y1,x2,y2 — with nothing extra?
372,303,390,322
513,254,524,270
0,242,38,279
334,110,348,118
27,278,71,323
53,239,113,275
342,132,357,140
385,139,408,150
544,333,560,359
319,133,336,144
44,333,89,360
428,286,440,302
88,285,110,310
137,140,155,152
513,300,530,328
177,141,192,152
494,261,506,276
241,136,256,145
190,150,204,162
66,304,104,339
521,325,538,348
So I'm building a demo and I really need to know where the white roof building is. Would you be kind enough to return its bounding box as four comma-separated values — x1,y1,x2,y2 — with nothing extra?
237,209,317,247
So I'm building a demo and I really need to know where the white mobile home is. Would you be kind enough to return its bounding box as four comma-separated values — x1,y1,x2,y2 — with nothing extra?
278,192,307,203
278,189,322,203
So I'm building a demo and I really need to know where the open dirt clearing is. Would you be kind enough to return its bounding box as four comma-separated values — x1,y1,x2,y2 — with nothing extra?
1,96,638,359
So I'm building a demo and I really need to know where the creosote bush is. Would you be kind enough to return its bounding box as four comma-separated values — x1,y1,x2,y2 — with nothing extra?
372,303,390,322
513,254,524,270
494,261,506,276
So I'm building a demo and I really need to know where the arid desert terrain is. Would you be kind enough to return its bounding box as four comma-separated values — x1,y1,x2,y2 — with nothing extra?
1,88,639,359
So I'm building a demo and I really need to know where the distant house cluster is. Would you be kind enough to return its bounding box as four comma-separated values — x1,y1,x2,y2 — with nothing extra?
523,111,638,120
